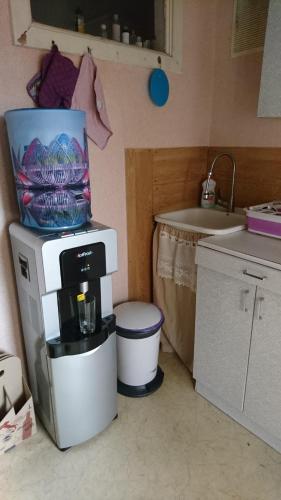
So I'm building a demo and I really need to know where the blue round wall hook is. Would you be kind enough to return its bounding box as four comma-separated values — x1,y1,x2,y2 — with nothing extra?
148,57,169,107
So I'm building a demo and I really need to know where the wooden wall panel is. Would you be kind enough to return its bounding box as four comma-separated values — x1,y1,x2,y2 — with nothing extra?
208,147,281,208
153,180,203,214
127,145,281,303
125,149,154,302
126,147,208,302
153,147,207,213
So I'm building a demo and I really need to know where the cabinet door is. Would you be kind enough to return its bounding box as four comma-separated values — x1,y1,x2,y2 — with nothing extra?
193,266,256,411
244,288,281,436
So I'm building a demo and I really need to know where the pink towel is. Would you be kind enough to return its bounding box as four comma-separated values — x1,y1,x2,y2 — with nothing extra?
71,54,112,150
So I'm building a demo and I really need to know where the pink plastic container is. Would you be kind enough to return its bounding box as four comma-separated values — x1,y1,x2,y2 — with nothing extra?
246,202,281,239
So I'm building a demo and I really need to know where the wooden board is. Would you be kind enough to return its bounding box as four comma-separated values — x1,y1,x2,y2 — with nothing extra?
126,147,208,302
207,147,281,208
153,147,207,213
125,149,154,301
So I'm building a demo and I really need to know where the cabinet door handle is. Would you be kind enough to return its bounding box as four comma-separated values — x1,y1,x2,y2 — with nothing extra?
243,270,266,281
240,289,250,312
256,296,265,320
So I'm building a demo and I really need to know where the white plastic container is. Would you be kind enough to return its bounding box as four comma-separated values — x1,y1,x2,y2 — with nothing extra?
114,301,164,397
100,23,108,38
122,27,130,44
112,14,120,42
201,178,216,208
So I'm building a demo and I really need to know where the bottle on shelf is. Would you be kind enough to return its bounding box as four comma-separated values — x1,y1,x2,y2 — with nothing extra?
112,14,120,42
100,23,108,38
130,29,137,45
136,36,143,48
122,26,130,44
75,7,85,33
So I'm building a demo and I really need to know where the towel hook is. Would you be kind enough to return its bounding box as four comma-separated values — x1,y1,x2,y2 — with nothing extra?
51,40,58,50
157,56,162,68
87,46,92,54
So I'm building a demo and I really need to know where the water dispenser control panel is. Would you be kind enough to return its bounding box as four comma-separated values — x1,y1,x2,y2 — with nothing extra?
60,242,106,288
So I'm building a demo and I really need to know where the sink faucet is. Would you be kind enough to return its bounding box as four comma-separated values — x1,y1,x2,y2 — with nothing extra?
203,153,236,212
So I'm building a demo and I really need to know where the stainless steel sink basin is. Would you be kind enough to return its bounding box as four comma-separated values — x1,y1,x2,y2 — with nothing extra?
154,208,246,235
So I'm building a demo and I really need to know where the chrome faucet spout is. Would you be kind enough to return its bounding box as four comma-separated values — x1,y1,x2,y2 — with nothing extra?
204,153,236,212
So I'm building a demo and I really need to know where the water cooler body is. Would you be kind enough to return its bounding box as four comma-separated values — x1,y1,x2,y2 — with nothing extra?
9,222,118,449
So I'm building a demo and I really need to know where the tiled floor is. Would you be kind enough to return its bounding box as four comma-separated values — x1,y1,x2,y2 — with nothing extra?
1,353,281,500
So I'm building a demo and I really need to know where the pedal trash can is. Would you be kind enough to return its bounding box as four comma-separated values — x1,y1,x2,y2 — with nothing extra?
114,301,164,397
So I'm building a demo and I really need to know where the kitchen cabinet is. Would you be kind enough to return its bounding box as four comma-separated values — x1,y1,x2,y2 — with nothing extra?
244,287,281,438
193,231,281,453
194,267,256,411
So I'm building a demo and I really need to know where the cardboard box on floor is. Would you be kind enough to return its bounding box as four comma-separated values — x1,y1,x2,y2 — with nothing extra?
0,354,36,454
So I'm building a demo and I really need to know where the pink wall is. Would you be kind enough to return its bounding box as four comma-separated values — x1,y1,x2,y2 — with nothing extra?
0,0,216,358
210,0,281,146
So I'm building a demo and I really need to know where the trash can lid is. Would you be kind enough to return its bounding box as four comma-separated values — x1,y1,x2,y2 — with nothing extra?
114,301,164,337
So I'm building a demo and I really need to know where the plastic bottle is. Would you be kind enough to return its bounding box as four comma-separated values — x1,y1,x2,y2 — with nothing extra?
112,14,120,42
122,26,130,44
75,8,85,33
100,23,108,38
136,36,143,48
130,30,137,45
201,179,216,208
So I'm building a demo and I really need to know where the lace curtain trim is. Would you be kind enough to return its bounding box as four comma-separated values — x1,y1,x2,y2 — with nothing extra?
156,223,205,290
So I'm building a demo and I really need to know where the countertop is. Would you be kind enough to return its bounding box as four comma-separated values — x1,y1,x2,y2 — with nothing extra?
198,230,281,271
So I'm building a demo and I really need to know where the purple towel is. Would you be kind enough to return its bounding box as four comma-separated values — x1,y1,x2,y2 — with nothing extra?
27,45,79,109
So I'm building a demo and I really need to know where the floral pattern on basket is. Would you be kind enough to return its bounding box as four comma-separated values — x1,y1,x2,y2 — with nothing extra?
12,132,89,187
10,131,91,229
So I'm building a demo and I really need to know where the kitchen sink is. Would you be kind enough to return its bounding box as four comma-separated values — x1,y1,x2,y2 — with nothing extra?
154,207,246,235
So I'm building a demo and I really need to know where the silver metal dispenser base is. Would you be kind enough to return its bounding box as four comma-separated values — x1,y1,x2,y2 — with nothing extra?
48,333,117,449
